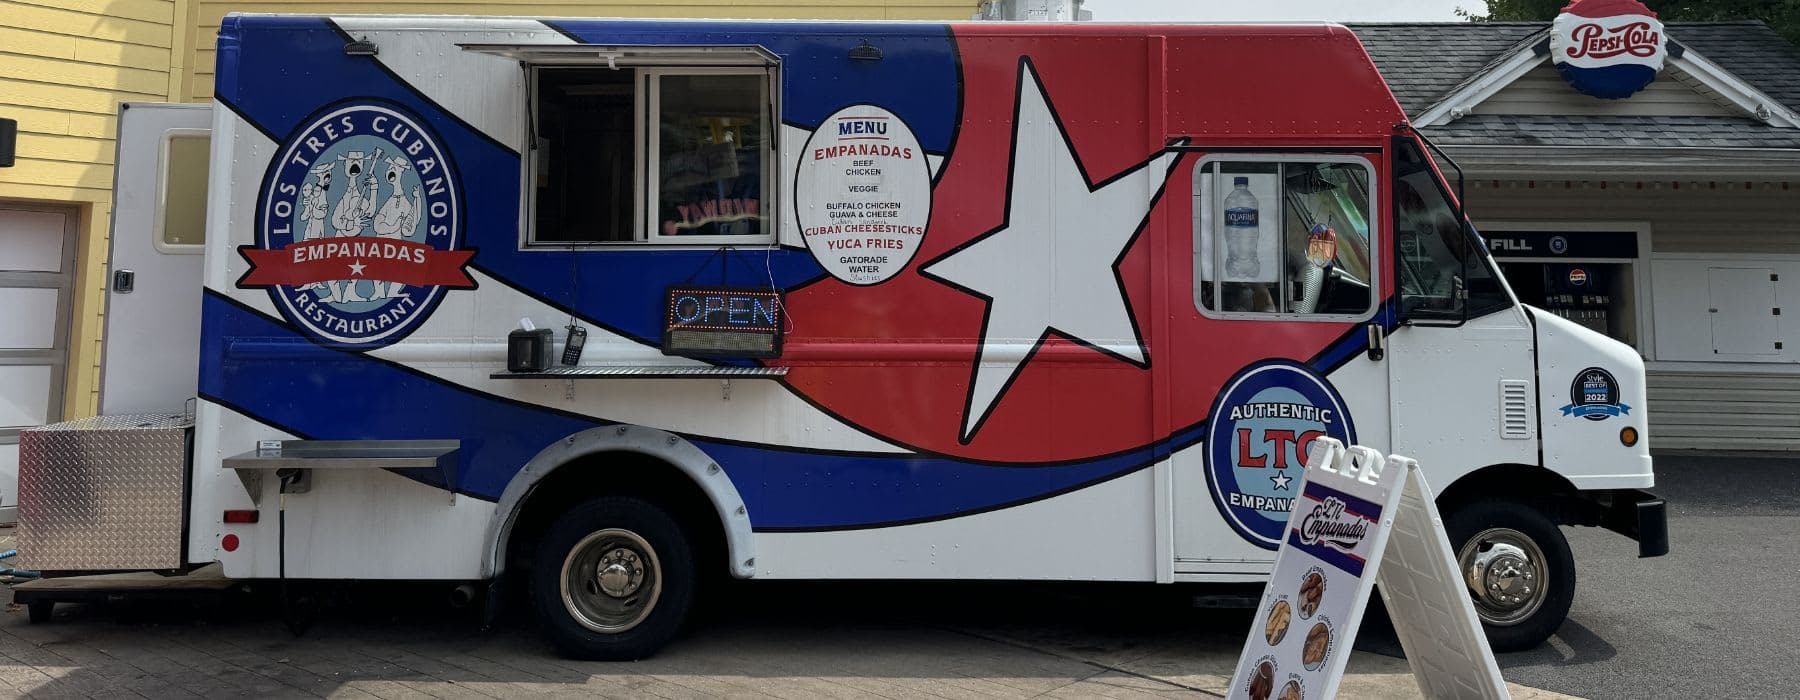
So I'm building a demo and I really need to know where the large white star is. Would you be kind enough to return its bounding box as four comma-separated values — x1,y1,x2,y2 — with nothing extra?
920,57,1181,443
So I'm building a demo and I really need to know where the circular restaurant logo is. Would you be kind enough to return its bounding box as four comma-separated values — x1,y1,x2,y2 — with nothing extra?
1205,361,1355,549
1562,366,1631,421
1550,0,1667,100
238,100,474,348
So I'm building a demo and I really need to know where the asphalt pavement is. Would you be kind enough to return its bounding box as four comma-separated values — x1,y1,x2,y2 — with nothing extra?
0,574,1573,698
0,451,1788,698
1493,452,1800,698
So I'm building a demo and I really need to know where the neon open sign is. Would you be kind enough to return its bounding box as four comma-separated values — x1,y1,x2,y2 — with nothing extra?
663,286,784,359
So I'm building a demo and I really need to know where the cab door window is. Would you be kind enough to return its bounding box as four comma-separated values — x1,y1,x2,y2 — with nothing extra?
1194,156,1376,319
1392,140,1510,319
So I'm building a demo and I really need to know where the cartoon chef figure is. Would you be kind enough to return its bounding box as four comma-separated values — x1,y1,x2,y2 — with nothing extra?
368,156,422,301
300,163,333,240
298,163,333,296
325,149,380,303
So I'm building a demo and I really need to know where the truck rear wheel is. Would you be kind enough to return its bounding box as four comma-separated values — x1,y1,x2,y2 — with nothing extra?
1446,500,1575,652
530,496,695,660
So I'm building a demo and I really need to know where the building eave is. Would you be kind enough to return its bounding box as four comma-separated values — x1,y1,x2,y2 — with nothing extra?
1439,144,1800,178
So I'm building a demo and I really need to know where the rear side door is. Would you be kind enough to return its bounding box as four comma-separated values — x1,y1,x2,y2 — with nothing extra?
100,103,212,414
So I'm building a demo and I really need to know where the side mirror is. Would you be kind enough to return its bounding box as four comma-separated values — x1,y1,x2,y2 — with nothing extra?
1399,272,1468,327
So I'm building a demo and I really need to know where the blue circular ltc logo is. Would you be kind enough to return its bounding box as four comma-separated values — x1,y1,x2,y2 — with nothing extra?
239,101,474,349
1205,361,1355,549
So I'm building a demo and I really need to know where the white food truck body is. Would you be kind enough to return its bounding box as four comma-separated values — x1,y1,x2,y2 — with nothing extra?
15,15,1666,659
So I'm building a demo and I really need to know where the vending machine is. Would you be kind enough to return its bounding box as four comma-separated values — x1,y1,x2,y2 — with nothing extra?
1542,264,1613,336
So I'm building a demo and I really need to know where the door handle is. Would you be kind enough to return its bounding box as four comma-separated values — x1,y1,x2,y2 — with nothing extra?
112,269,135,293
1366,323,1385,361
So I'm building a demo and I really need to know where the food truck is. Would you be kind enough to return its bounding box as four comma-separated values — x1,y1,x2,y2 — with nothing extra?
14,15,1667,660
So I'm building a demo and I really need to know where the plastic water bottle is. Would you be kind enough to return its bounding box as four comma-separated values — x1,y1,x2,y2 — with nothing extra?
1224,176,1260,279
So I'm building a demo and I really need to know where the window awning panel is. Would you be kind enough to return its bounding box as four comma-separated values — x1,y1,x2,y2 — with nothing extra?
458,43,779,67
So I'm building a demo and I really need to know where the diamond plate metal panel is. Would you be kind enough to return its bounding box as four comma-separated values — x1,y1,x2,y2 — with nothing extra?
17,413,192,571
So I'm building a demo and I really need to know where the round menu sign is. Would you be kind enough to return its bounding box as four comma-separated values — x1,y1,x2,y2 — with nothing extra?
795,105,931,286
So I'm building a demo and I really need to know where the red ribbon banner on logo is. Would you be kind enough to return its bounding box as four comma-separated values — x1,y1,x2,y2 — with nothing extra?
239,239,476,288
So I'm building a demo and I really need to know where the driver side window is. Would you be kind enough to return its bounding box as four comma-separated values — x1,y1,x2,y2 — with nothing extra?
1392,140,1510,319
1193,157,1375,319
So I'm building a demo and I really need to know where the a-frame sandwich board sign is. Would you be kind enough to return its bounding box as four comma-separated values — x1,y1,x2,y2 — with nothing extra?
1227,437,1509,700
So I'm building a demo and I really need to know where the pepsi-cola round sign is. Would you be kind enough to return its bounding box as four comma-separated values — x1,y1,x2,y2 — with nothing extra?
1551,0,1667,100
239,100,475,349
1205,361,1356,549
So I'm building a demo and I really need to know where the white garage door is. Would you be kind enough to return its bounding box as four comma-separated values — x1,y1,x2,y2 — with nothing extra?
0,205,77,520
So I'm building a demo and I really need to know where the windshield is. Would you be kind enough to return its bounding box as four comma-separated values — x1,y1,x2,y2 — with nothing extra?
1393,139,1510,319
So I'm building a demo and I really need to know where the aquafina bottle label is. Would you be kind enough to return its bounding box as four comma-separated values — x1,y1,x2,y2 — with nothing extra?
1224,176,1260,279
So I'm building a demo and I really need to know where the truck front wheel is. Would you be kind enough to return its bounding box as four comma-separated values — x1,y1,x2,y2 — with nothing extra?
530,496,696,660
1446,500,1576,652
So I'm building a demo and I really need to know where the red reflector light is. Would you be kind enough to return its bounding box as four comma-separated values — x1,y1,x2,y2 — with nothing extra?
221,534,240,552
223,510,259,524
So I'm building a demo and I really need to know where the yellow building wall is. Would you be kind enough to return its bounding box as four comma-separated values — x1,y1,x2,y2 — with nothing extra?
4,0,975,420
187,0,977,100
0,0,192,419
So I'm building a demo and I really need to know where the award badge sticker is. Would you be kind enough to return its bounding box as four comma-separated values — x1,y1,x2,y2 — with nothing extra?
1562,366,1631,421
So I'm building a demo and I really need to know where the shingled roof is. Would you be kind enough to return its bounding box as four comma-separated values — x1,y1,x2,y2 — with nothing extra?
1348,22,1548,116
1679,21,1800,112
1348,21,1800,150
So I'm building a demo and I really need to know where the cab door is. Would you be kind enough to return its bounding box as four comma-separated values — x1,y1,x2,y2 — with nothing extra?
1168,151,1393,574
1386,138,1538,478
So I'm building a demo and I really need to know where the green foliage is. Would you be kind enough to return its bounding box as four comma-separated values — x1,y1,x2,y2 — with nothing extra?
1459,0,1800,47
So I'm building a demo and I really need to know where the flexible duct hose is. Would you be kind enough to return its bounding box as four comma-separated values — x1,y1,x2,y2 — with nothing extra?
1297,263,1326,314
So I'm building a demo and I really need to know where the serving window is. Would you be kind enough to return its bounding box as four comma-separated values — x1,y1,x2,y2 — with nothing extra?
1193,155,1377,319
528,63,774,246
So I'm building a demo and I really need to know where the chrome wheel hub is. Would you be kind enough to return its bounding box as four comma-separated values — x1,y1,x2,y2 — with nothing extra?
560,529,662,633
596,548,645,598
1459,527,1548,626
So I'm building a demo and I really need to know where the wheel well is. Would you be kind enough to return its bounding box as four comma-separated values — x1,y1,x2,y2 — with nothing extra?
1435,463,1598,526
504,451,728,584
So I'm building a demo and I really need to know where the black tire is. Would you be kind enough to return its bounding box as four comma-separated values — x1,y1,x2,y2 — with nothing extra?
530,496,696,660
26,600,52,624
1445,500,1575,652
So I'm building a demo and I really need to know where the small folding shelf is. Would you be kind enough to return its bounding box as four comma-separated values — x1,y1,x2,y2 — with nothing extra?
488,365,789,379
222,439,460,504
